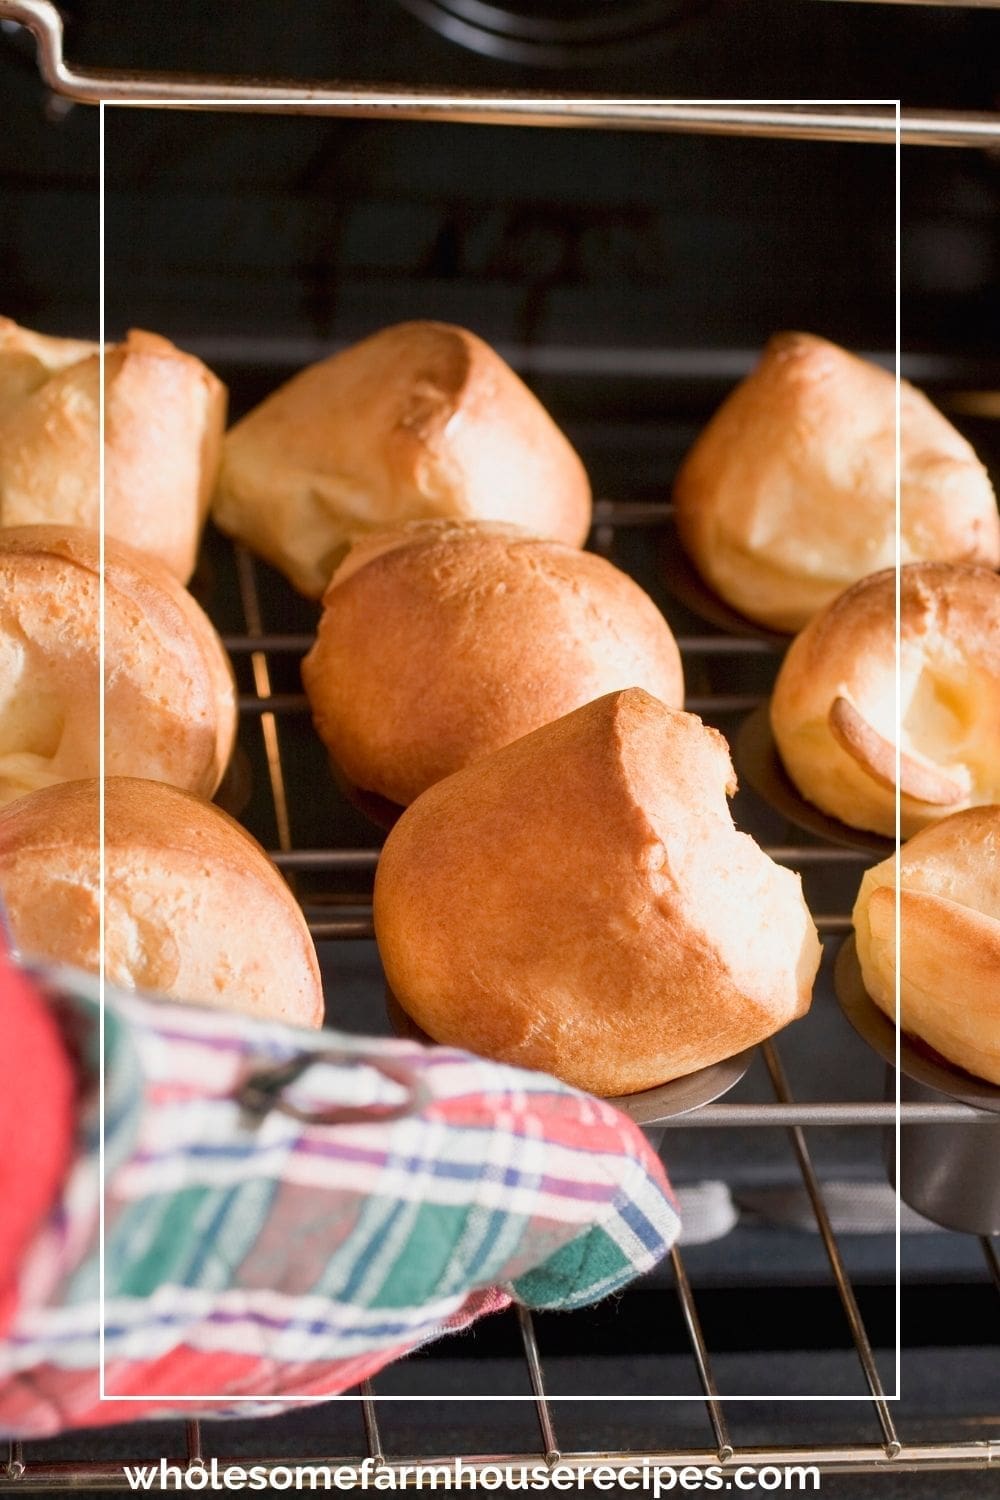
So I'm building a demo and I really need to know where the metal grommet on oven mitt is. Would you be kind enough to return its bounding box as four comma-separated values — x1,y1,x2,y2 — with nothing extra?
236,1048,425,1126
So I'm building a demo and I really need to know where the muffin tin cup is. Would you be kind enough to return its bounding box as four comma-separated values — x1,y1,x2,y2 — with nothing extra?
660,519,790,646
834,936,1000,1235
736,702,896,856
327,754,406,833
385,987,755,1135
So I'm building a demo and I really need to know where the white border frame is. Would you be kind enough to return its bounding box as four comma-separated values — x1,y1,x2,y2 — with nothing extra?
98,96,903,1404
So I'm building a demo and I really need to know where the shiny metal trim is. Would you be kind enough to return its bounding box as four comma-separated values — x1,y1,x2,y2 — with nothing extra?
516,1307,561,1463
762,1041,900,1455
670,1246,734,1461
2,1441,997,1487
2,1,999,145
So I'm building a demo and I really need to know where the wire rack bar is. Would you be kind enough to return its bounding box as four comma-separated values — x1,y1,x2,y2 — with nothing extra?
515,1307,561,1463
982,1237,1000,1295
271,845,868,869
239,692,311,714
235,548,294,853
669,1247,734,1462
593,501,673,524
762,1041,900,1457
224,634,317,654
664,1101,993,1126
768,846,870,863
239,692,766,715
108,102,994,149
272,849,382,869
4,1442,998,1488
2,3,998,145
146,338,1000,384
309,918,375,939
360,1380,386,1467
222,633,778,657
184,1421,203,1467
305,913,853,938
305,895,857,917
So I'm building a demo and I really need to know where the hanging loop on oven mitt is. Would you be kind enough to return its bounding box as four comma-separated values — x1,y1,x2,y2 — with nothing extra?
0,963,680,1436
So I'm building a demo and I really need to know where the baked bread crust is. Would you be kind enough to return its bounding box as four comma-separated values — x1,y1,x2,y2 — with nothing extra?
0,317,97,410
854,806,1000,1084
374,688,819,1095
303,519,684,806
674,332,1000,632
0,322,226,582
213,321,592,598
0,526,236,807
771,562,1000,838
0,777,323,1026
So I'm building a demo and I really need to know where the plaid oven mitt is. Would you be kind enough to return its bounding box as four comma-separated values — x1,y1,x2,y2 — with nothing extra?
0,963,680,1435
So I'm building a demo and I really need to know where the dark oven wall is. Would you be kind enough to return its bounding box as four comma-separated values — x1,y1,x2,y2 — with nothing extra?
2,0,1000,380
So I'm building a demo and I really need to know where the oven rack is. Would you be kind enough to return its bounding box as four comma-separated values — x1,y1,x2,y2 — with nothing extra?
5,512,999,1483
199,516,1000,1470
2,0,1000,146
232,470,996,1485
4,489,1000,1485
226,503,991,1141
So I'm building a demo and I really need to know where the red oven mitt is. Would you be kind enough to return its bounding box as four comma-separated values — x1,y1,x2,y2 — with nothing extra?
0,957,76,1335
0,946,680,1436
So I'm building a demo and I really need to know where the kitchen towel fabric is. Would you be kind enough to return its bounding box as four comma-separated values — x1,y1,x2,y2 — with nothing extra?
0,954,680,1435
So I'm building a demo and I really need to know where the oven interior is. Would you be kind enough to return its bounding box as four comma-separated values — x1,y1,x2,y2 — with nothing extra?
2,1,999,1489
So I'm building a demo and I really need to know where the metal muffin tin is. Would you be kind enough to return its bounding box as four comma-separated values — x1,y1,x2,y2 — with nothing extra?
384,987,755,1129
736,702,896,857
327,755,405,833
834,936,1000,1236
659,520,790,646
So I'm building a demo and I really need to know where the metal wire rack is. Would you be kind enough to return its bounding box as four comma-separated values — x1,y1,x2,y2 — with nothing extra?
2,0,1000,145
5,487,997,1488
